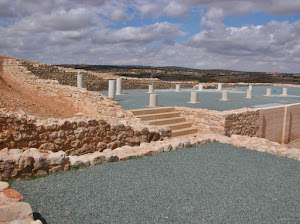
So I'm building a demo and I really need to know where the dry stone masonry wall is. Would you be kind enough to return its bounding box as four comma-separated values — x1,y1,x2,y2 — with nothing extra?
176,107,261,137
223,109,260,136
21,62,108,91
175,107,226,135
21,61,197,91
0,110,164,156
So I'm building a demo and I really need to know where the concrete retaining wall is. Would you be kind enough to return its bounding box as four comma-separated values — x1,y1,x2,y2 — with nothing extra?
178,104,300,145
257,103,300,144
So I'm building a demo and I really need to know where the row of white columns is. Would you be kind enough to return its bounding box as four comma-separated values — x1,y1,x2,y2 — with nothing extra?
77,74,289,101
147,87,289,107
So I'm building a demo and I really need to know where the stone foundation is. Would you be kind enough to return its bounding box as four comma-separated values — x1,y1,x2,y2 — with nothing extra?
0,110,169,157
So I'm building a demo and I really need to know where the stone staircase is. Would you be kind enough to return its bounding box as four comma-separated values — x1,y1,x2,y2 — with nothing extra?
129,107,198,137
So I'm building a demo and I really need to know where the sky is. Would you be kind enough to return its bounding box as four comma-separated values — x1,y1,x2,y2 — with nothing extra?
0,0,300,73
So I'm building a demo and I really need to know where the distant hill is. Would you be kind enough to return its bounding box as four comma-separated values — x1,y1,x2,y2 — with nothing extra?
58,64,300,84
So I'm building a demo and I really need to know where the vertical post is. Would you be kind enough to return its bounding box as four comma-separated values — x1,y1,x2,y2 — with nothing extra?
199,84,203,91
249,84,253,90
246,89,253,99
176,84,181,92
188,92,199,104
281,106,291,144
108,80,116,99
218,83,222,91
148,84,154,93
282,87,288,96
116,78,123,95
148,94,157,107
266,88,272,96
77,73,83,88
220,90,229,101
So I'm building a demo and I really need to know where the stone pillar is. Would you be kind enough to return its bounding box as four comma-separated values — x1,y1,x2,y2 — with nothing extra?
282,87,288,96
246,89,253,99
148,94,158,107
266,88,272,96
148,84,154,93
249,84,253,90
199,84,203,91
220,90,229,101
188,92,199,104
77,73,83,88
218,83,222,91
176,84,181,92
108,80,116,99
116,78,123,95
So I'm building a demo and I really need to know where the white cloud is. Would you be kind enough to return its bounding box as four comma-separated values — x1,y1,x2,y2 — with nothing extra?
1,0,300,73
91,22,185,45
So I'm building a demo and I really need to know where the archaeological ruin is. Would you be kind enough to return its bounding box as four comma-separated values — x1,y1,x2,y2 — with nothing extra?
0,56,299,223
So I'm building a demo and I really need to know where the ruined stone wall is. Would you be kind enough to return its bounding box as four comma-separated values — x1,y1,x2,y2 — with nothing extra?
21,62,108,91
175,107,226,135
21,61,197,91
223,109,260,137
0,110,163,156
122,79,196,90
176,107,260,137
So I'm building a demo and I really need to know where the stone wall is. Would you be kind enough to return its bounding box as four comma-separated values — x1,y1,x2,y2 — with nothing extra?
176,107,260,137
21,62,109,91
175,107,226,134
223,109,260,137
21,61,197,91
0,110,167,156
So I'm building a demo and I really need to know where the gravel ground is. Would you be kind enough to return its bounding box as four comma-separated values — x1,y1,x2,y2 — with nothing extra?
99,86,300,110
11,142,300,224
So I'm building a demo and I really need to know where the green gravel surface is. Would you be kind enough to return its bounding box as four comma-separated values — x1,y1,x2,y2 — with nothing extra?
100,86,300,110
11,142,300,224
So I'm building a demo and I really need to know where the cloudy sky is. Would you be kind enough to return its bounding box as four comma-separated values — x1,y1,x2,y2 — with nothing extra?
1,0,300,73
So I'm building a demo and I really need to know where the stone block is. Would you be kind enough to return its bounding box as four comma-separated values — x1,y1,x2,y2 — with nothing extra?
0,202,33,222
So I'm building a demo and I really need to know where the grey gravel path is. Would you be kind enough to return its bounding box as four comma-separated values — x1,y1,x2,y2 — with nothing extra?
11,142,300,224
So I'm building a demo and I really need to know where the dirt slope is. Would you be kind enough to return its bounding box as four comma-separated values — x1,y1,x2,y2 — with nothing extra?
0,56,79,118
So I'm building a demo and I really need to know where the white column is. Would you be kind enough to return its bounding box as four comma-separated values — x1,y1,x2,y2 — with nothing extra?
108,80,116,99
266,88,272,96
246,89,253,99
249,84,253,90
148,84,154,93
148,94,157,107
77,73,83,88
176,84,181,92
199,84,203,91
220,90,229,101
116,78,123,95
218,83,222,91
282,87,288,96
188,92,199,104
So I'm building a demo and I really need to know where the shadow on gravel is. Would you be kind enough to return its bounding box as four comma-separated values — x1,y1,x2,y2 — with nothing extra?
33,212,48,224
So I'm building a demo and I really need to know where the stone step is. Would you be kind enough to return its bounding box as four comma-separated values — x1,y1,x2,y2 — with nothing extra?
171,127,198,137
136,112,181,121
149,117,186,126
129,107,175,116
163,122,192,130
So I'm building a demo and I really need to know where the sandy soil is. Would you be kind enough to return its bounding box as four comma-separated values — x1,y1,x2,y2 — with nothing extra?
0,56,79,119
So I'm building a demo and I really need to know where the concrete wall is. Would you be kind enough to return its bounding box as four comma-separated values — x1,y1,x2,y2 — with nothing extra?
256,103,300,144
178,104,300,145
